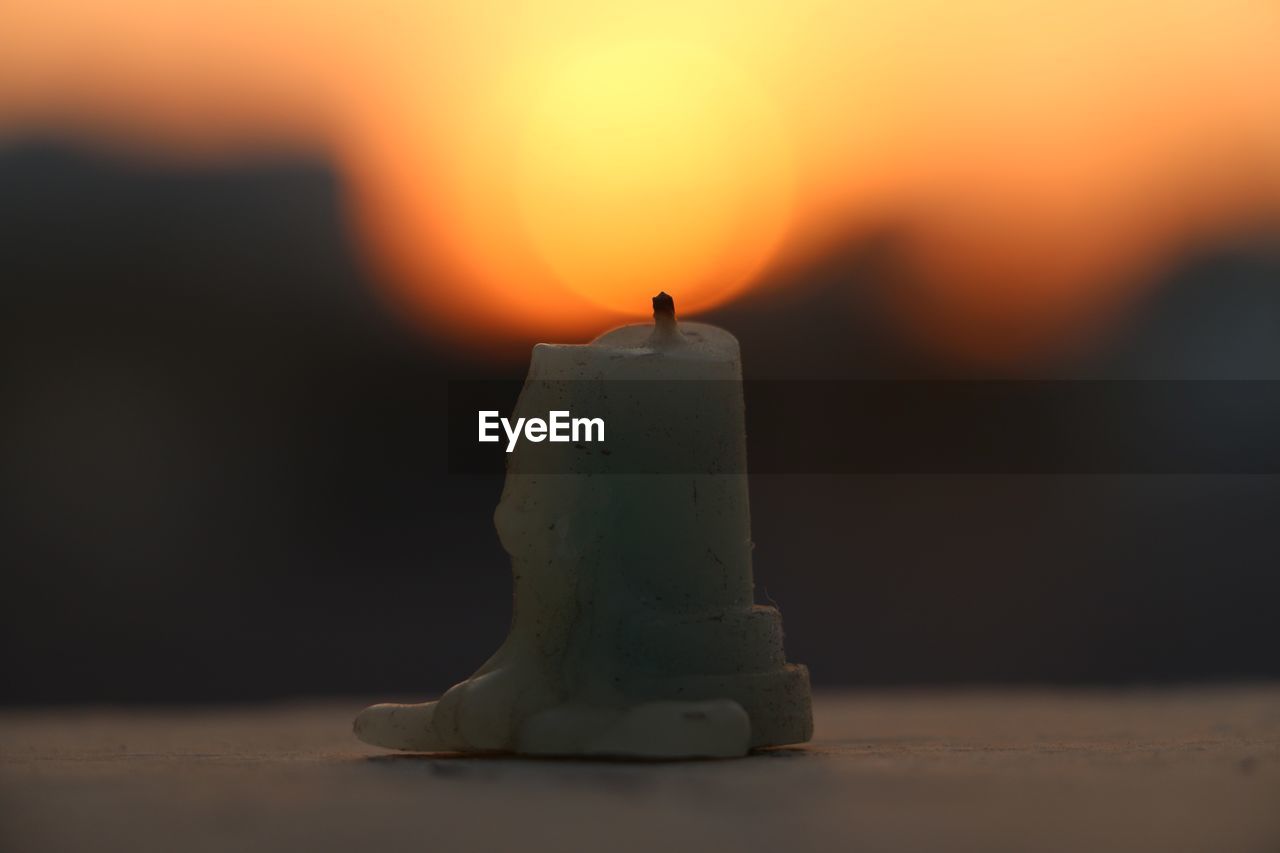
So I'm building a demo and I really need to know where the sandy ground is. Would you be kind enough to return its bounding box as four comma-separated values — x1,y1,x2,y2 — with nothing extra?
1,687,1278,852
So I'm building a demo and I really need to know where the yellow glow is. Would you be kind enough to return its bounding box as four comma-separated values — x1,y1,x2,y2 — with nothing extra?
514,41,791,315
2,0,1279,358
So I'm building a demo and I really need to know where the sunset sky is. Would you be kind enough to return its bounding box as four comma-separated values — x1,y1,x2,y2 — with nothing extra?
2,0,1278,359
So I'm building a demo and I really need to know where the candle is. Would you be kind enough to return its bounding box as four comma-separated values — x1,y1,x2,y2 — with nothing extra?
355,294,811,757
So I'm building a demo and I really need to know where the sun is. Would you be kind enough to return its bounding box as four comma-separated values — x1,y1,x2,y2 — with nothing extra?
514,40,794,316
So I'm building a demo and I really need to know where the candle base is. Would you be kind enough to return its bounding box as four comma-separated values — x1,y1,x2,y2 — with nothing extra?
353,633,811,758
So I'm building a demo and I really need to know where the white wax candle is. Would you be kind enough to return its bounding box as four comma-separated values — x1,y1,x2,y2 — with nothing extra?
355,294,811,758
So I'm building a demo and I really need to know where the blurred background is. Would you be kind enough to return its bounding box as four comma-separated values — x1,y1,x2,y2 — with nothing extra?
2,0,1279,704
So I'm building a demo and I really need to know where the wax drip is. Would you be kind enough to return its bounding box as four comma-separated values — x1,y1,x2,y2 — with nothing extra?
649,291,687,348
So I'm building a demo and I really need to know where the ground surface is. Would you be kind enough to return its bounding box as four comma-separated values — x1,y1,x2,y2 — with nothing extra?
1,688,1277,852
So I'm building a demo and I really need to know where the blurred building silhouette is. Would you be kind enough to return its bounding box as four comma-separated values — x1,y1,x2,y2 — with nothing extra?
2,140,1278,703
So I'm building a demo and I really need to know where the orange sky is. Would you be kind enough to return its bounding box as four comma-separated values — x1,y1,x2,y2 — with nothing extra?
2,0,1278,360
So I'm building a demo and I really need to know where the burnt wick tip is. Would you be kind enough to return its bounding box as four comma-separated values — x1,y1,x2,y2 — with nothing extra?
648,291,684,347
652,291,676,320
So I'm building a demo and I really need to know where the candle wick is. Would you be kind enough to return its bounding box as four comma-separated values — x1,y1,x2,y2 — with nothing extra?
649,291,686,348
